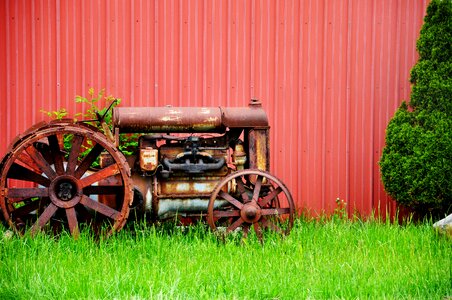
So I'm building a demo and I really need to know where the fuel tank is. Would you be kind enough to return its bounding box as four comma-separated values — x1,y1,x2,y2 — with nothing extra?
112,100,268,133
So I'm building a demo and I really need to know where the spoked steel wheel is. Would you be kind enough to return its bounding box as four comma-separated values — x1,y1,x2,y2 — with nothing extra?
207,169,295,241
0,122,133,238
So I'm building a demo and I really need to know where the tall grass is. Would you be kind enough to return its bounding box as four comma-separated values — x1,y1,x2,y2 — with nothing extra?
0,217,450,299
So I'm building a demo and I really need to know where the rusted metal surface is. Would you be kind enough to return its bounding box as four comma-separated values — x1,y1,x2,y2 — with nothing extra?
157,198,229,219
232,143,247,170
139,147,159,172
111,99,293,239
207,169,294,241
0,100,296,240
0,121,133,238
159,179,222,198
113,100,268,133
248,129,270,172
221,100,269,128
113,107,224,133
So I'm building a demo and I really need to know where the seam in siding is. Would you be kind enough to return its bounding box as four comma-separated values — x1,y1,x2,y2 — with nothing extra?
345,0,352,204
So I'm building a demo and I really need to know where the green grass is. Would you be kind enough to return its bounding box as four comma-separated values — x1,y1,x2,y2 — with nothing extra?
0,218,450,299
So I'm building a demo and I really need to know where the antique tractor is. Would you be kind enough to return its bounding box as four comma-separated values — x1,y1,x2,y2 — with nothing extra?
0,100,294,239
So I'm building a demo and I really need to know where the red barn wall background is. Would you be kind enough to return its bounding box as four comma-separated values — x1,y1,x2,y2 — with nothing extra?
0,0,429,217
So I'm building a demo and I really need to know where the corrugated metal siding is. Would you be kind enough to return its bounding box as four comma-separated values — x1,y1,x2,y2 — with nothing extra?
0,0,429,216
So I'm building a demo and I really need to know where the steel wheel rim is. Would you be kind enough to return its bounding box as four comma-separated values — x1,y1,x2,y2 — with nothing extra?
207,169,295,241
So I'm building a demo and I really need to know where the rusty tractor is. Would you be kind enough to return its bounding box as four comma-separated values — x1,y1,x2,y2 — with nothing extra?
0,99,295,239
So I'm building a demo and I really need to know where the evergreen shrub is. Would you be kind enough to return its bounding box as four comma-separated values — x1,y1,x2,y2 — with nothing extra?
380,0,452,214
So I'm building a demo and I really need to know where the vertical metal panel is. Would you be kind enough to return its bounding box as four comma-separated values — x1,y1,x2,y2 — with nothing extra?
0,0,429,217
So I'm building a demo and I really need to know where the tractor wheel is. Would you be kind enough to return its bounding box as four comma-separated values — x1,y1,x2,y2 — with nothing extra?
0,121,133,238
207,169,295,241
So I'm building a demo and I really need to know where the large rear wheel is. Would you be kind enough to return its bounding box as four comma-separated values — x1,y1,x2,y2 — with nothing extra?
0,121,133,238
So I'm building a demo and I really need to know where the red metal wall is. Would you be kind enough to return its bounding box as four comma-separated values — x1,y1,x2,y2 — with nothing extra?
0,0,429,216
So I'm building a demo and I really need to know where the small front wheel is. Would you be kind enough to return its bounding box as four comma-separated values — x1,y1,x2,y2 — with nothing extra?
207,169,295,241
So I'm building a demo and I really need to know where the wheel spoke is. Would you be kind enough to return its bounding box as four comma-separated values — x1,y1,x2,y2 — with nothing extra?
6,188,49,200
83,185,123,195
17,152,41,172
80,195,121,220
7,163,51,186
261,207,291,216
242,224,250,239
66,135,84,174
236,177,250,202
79,164,120,188
48,134,65,175
11,200,41,218
218,190,243,209
253,222,263,241
258,186,282,207
227,217,244,232
30,203,58,234
252,175,263,203
213,210,240,218
65,207,80,238
74,143,104,178
260,216,283,234
25,145,57,180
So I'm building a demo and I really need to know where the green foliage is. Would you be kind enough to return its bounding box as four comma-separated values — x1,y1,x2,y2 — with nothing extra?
75,87,117,123
381,106,452,211
415,0,452,63
75,88,140,156
0,220,450,299
117,134,140,156
332,198,348,221
410,0,452,113
41,88,139,159
380,0,452,214
410,60,452,112
39,108,68,120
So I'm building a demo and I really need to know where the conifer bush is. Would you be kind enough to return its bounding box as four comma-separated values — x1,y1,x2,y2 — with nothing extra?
380,0,452,214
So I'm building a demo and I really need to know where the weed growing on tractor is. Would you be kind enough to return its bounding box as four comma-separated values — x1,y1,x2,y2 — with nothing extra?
0,217,450,299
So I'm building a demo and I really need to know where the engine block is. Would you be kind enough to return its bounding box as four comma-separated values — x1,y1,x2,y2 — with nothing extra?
111,100,270,219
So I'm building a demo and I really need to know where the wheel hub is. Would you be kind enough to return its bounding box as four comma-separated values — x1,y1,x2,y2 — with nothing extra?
240,203,262,223
57,181,76,201
49,176,82,208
